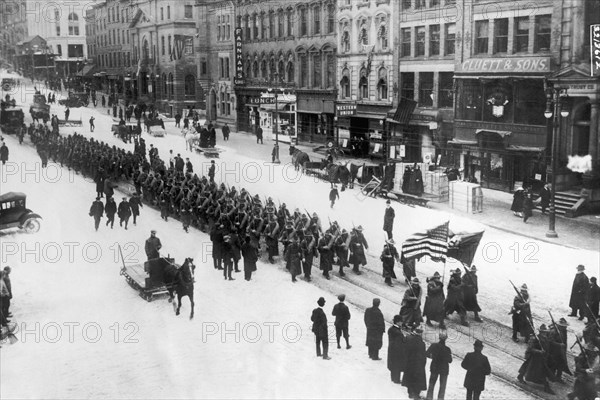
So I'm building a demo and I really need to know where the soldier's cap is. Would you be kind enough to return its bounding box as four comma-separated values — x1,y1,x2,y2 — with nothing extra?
473,339,484,349
439,332,448,341
338,294,345,302
393,315,402,324
539,324,548,332
211,160,215,163
577,264,585,271
96,196,100,200
520,283,528,291
355,225,364,231
471,265,477,272
341,228,348,234
312,212,318,218
317,297,326,306
558,317,569,326
386,238,395,245
151,230,157,234
453,268,461,274
301,214,308,219
411,277,420,284
432,271,441,279
386,199,391,204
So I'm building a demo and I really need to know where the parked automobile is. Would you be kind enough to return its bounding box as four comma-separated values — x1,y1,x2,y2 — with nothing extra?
0,192,42,233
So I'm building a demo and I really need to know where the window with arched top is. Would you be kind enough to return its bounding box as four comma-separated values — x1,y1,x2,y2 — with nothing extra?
377,68,388,100
286,61,294,82
261,59,267,78
340,68,350,99
270,58,276,80
169,73,174,97
245,60,251,78
252,60,259,78
184,75,195,96
278,60,284,77
359,69,369,99
378,25,388,50
341,30,350,53
142,39,149,61
162,73,167,96
68,12,79,35
359,26,368,47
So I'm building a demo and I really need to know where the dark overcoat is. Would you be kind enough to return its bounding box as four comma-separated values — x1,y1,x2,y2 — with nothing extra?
461,350,491,391
364,306,385,349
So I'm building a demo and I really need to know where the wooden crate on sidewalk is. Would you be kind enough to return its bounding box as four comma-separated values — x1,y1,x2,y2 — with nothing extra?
449,181,483,213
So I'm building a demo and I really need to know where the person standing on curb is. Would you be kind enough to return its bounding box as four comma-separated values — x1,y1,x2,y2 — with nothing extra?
311,297,330,360
332,294,351,350
426,332,452,400
256,125,263,144
569,264,589,320
222,122,230,141
387,315,406,384
402,327,427,400
89,116,95,132
329,185,339,208
241,236,258,281
364,298,385,360
0,141,8,165
383,199,395,239
461,339,491,400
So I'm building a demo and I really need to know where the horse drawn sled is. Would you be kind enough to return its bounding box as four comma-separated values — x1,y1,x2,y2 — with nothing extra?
145,118,166,137
112,122,140,143
183,128,221,158
118,247,196,318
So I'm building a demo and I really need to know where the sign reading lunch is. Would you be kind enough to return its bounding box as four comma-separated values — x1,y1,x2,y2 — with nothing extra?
458,57,551,73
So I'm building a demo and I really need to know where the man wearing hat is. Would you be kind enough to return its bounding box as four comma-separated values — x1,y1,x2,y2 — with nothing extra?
383,199,395,239
462,265,483,323
402,327,427,400
241,235,258,281
380,238,400,287
444,268,469,327
461,339,491,400
329,184,339,208
117,197,132,230
89,196,104,231
318,232,337,280
332,294,351,350
144,230,162,260
568,344,598,400
511,283,532,342
517,333,555,394
129,193,142,225
208,160,216,183
387,315,406,384
547,317,570,383
349,226,368,275
334,229,350,277
311,297,330,360
426,332,452,400
364,298,385,360
587,276,600,320
424,272,446,329
569,265,589,320
400,277,423,329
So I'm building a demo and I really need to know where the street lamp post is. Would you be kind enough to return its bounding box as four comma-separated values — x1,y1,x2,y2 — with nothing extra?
544,86,570,238
269,87,280,164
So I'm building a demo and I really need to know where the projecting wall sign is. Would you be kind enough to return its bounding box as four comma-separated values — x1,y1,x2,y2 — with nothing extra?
458,57,551,73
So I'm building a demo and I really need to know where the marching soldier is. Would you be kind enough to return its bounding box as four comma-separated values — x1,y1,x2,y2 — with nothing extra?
318,232,337,280
380,238,400,287
424,272,446,329
445,268,469,327
264,213,280,263
462,265,483,323
567,344,598,400
349,225,368,275
400,277,423,329
517,327,555,394
285,235,303,283
117,197,132,230
89,197,104,231
301,229,317,282
334,229,351,277
511,283,533,342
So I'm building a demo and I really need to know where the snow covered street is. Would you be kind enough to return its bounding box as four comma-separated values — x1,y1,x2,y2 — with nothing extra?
0,78,598,399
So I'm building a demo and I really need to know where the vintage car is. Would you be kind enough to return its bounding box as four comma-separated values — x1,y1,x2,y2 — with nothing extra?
58,91,89,108
30,93,50,120
0,192,42,233
0,102,24,135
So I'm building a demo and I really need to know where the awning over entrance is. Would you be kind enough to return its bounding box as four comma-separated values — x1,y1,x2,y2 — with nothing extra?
260,101,294,112
508,145,545,152
475,129,511,138
386,97,418,124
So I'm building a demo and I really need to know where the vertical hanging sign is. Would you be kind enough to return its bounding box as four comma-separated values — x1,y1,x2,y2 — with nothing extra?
234,27,245,85
591,24,600,77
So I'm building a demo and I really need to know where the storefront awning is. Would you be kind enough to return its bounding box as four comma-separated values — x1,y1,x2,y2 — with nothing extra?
387,97,418,125
508,145,545,152
454,75,546,80
475,129,511,138
260,101,293,112
447,139,478,146
77,65,96,77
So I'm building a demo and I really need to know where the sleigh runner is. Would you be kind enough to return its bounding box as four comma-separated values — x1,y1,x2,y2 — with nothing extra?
119,257,176,302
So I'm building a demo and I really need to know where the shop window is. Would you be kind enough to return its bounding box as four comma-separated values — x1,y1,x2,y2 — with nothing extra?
418,72,434,107
514,17,529,53
494,18,508,53
439,72,454,108
475,20,489,54
534,15,551,52
483,80,513,123
401,28,411,57
401,72,415,100
514,80,546,125
184,75,195,96
415,26,425,56
445,23,456,55
430,25,440,56
457,79,482,120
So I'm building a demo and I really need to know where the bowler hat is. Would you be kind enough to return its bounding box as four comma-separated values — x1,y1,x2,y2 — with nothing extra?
474,339,484,348
317,297,326,306
577,264,585,271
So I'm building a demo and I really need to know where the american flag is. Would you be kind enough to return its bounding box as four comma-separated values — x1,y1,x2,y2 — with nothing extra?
392,97,417,125
401,221,449,262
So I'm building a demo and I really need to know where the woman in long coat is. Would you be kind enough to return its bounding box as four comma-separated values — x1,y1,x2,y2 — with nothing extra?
511,187,524,216
423,272,446,329
402,166,412,194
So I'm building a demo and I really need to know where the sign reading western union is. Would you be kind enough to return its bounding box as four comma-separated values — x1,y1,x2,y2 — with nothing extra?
458,57,550,73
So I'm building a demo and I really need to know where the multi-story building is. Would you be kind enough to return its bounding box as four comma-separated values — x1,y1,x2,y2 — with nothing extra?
234,0,337,143
129,0,201,115
336,0,395,158
390,0,457,164
1,0,87,77
197,0,236,127
447,0,599,197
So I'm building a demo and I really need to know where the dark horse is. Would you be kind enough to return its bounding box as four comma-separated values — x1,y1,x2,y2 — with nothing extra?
164,258,196,319
320,159,351,191
289,146,310,172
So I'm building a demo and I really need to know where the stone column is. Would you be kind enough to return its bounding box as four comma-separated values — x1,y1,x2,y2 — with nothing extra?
589,101,599,171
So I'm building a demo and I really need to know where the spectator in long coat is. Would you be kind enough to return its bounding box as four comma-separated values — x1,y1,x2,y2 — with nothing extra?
364,298,385,360
332,294,351,350
402,166,412,194
0,142,9,164
540,183,550,214
387,315,406,384
210,224,225,270
408,164,424,196
311,297,330,360
383,199,395,239
89,197,104,231
381,239,399,287
129,193,142,225
117,197,132,230
461,339,491,400
104,197,117,228
444,268,469,327
2,267,12,318
522,190,534,223
402,328,427,399
424,272,446,329
511,187,524,217
569,264,589,320
241,236,258,281
462,265,483,323
426,332,453,400
587,277,600,318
